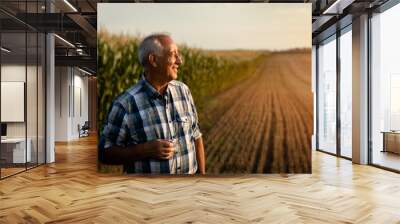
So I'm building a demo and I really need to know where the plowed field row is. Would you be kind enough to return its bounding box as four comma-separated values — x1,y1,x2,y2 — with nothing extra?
203,52,312,173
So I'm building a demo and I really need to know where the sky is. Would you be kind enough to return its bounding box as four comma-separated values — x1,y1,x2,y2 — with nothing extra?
98,3,311,51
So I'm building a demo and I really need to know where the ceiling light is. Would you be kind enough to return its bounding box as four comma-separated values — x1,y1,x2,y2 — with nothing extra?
76,48,86,55
63,0,78,12
54,34,75,48
1,47,11,53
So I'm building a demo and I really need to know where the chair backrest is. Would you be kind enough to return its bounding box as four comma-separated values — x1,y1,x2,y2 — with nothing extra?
82,121,90,129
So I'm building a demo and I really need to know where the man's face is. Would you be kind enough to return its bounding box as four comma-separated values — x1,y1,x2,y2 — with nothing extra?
157,37,182,82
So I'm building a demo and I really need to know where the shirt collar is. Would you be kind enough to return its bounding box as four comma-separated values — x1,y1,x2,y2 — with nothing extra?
140,74,169,100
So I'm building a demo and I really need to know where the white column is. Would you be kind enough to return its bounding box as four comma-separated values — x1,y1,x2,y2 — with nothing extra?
46,33,55,163
352,14,369,164
45,0,55,163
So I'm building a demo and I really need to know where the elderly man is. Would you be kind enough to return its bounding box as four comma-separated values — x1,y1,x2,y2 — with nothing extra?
99,33,205,174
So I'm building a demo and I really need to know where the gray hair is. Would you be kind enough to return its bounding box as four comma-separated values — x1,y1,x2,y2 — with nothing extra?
138,33,170,67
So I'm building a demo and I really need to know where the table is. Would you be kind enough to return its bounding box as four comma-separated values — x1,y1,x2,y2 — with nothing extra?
1,138,31,163
381,131,400,154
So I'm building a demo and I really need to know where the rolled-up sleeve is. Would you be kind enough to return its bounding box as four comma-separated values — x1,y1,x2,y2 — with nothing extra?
186,88,202,140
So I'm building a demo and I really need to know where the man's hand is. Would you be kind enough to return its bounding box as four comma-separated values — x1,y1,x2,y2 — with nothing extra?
144,140,175,160
100,139,175,164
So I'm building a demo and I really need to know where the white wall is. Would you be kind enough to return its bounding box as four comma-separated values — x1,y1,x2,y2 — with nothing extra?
1,65,32,138
55,67,69,141
55,67,89,141
1,63,46,164
1,65,26,81
70,71,89,139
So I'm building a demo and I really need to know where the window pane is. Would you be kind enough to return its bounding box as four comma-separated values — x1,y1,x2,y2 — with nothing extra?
371,4,400,171
318,36,337,154
340,29,352,158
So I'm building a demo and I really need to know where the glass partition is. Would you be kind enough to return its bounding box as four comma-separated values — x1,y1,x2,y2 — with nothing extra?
38,32,45,165
317,35,337,154
1,30,28,177
0,1,46,179
27,30,38,169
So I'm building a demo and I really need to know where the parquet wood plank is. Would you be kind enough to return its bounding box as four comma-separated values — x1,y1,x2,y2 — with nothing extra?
0,135,399,223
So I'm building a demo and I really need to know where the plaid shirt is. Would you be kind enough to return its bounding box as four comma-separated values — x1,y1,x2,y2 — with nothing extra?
99,76,202,174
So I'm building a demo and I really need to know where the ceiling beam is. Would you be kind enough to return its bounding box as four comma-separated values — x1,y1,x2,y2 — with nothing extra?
67,13,97,41
322,0,356,14
55,55,96,72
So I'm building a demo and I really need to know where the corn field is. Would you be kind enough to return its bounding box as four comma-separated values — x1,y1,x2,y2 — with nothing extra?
97,31,312,174
98,31,265,134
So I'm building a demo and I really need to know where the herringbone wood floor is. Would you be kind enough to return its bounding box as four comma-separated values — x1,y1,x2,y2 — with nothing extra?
1,135,400,223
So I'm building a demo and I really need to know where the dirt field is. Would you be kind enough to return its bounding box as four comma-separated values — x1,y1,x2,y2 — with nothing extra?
202,51,312,174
